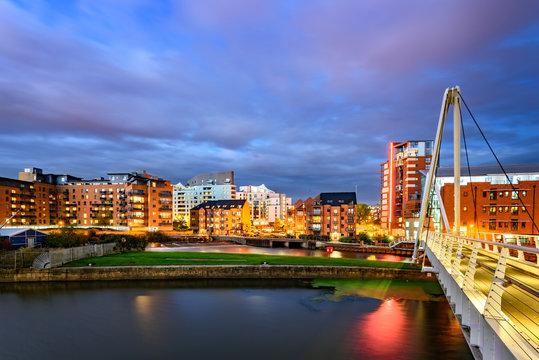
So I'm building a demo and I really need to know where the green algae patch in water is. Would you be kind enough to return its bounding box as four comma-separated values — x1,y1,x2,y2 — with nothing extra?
309,279,444,302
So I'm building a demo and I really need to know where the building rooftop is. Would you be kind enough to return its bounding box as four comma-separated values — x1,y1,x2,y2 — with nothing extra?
0,227,48,237
191,199,247,210
319,192,357,205
436,164,539,177
186,171,234,187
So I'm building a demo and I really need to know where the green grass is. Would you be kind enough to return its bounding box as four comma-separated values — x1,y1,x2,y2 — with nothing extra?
63,251,419,269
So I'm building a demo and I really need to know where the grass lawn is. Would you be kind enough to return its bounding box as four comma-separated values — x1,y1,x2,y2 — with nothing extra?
64,251,419,269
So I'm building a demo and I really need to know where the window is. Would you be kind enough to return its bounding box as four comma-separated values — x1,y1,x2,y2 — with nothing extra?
489,191,497,200
522,222,526,228
522,191,527,197
463,191,468,197
511,206,519,215
489,222,496,230
499,191,503,197
463,206,467,212
511,221,518,231
489,207,496,215
511,191,518,199
482,207,487,213
482,192,487,198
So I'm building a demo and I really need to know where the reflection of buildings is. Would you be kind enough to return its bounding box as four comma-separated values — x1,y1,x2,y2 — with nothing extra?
288,192,356,239
433,164,539,236
236,184,291,225
1,167,173,231
173,171,236,222
380,140,433,240
190,199,250,235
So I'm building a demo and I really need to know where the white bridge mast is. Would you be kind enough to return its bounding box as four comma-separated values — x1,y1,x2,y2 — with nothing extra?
412,87,462,262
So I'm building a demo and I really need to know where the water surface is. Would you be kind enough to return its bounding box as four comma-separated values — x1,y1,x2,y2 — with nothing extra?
149,244,409,262
0,279,472,360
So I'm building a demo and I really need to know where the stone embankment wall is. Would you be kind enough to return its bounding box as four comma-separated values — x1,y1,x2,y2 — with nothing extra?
0,265,435,283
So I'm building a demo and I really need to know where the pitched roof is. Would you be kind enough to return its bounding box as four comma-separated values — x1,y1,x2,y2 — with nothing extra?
191,199,247,211
0,227,49,237
319,192,357,205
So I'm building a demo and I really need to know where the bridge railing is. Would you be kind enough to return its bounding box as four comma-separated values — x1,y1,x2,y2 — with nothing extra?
422,231,539,359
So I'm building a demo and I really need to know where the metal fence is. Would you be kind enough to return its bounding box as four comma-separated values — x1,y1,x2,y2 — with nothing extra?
0,243,117,269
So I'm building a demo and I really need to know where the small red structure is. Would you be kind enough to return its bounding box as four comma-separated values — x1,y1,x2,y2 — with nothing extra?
326,246,334,254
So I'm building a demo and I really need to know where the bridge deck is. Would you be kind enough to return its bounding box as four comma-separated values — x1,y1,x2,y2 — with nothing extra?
446,244,539,349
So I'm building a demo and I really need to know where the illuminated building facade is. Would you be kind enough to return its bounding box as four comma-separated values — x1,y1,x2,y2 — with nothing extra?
1,168,173,231
190,199,250,235
173,171,236,222
434,164,539,236
291,193,356,239
380,140,433,239
237,184,292,225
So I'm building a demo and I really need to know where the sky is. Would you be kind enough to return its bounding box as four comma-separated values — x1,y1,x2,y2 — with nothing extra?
1,0,538,203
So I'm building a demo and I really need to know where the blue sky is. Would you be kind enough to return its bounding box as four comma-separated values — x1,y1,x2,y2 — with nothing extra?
1,0,538,203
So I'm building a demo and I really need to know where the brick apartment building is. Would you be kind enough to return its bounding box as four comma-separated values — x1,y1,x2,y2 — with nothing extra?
380,140,433,239
288,192,356,239
1,168,173,231
286,199,307,237
435,165,539,236
190,199,250,235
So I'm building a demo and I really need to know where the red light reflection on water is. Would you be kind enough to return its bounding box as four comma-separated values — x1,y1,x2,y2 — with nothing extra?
348,299,412,359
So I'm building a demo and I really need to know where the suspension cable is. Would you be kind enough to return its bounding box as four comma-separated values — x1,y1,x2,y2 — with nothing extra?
460,94,539,235
459,104,478,232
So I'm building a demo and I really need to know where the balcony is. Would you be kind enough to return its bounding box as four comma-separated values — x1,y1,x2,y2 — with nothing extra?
159,191,172,197
159,206,172,211
128,190,145,196
159,199,172,204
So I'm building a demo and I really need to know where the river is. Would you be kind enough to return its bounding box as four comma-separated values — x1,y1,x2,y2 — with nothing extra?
0,279,473,360
148,243,410,263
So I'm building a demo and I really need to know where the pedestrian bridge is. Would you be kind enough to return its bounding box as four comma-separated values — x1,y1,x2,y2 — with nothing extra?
421,231,539,360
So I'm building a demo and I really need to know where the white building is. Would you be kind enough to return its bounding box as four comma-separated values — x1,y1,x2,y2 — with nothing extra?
237,184,291,224
173,171,236,222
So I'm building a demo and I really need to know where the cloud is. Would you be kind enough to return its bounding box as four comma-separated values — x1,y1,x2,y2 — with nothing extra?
0,0,538,202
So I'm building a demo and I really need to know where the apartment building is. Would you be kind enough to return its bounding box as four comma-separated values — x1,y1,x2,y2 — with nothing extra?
286,199,308,237
190,199,249,235
237,184,291,224
380,140,433,239
1,168,173,231
290,193,356,239
173,171,236,222
433,164,539,236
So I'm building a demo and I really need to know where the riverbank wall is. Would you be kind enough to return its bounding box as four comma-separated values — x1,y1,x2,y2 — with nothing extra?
0,265,436,283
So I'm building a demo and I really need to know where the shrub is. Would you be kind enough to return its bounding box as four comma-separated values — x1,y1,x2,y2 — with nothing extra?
145,231,170,243
338,236,355,243
358,232,374,245
375,235,391,244
43,227,86,248
114,235,147,252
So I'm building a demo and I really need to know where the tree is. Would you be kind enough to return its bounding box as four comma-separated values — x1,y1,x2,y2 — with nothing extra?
356,204,371,224
273,218,284,231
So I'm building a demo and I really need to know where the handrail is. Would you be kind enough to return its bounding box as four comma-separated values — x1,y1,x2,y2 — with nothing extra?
424,232,539,255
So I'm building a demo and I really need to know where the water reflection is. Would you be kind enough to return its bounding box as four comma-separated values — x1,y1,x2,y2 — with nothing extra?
0,279,473,360
149,244,408,262
352,299,410,359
